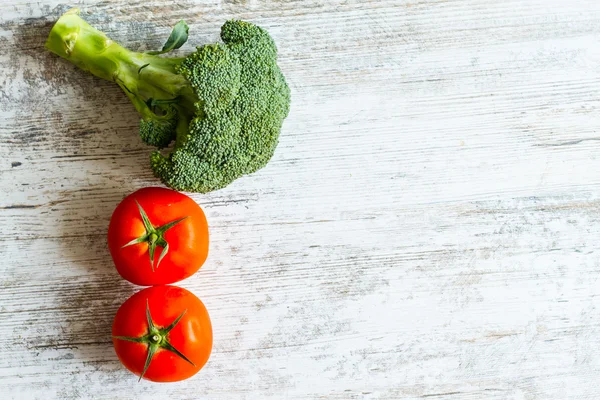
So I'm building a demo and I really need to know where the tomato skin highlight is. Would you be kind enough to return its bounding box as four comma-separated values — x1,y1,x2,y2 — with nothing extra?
112,285,213,382
108,187,209,286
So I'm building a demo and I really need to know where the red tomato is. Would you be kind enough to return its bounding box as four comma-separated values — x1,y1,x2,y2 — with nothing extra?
112,285,213,382
108,187,209,286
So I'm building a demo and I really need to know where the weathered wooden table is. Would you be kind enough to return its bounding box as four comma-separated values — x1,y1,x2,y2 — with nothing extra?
2,1,600,399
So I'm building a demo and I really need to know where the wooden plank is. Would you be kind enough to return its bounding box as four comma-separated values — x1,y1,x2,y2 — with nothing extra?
2,0,600,398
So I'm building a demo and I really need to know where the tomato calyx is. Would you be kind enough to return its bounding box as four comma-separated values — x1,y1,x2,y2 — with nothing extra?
113,299,195,381
122,200,188,271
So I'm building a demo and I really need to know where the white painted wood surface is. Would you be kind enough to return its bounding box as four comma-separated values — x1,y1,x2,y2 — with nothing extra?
2,0,600,398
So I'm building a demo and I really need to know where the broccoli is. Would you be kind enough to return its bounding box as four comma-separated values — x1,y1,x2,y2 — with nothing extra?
45,9,290,193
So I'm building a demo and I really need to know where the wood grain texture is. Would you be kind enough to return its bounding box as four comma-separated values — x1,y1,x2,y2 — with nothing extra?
2,0,600,398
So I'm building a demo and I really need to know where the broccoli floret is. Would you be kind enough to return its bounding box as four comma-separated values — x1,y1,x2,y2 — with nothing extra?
45,9,290,192
138,105,178,148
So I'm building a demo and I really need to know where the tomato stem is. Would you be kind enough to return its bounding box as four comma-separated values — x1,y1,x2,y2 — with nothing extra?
113,299,194,381
121,200,188,271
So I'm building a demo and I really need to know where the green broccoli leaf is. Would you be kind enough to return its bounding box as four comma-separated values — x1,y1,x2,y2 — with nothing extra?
148,20,189,55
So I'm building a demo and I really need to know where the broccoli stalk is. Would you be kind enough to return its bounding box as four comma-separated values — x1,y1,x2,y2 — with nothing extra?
45,8,290,193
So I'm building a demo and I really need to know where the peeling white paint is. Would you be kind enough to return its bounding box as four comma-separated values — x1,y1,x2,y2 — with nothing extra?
2,0,600,399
